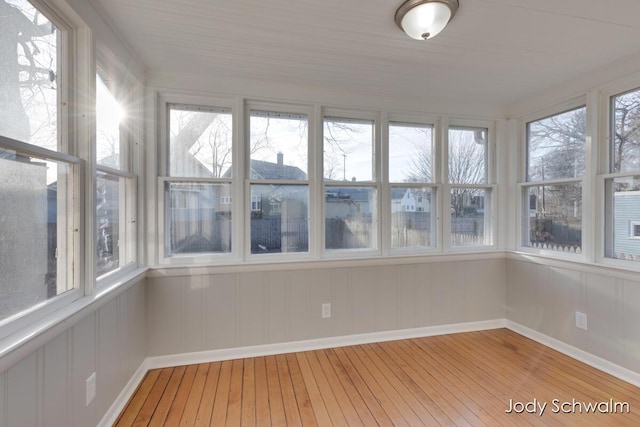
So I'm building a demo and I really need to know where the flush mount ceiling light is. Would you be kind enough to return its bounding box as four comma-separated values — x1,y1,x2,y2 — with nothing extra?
395,0,459,40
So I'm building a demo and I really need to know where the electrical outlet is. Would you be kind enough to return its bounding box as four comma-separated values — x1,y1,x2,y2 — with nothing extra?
575,312,588,330
322,303,331,319
86,372,96,406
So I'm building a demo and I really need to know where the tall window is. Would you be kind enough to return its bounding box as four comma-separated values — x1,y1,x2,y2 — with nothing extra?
248,110,309,255
0,0,78,322
165,105,233,256
95,72,136,278
324,117,377,251
606,88,640,262
524,107,585,253
449,126,492,247
389,122,436,249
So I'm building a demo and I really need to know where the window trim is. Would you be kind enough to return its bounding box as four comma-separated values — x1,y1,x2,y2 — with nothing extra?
245,102,314,261
517,103,587,258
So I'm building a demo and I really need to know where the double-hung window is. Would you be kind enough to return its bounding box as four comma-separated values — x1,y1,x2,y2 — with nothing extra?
95,71,137,279
248,108,310,256
523,106,586,253
323,115,378,253
0,0,79,324
164,104,233,258
388,121,437,250
605,88,640,262
448,125,493,247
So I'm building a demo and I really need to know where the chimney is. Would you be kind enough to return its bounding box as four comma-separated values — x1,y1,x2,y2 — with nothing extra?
277,152,283,167
352,176,356,182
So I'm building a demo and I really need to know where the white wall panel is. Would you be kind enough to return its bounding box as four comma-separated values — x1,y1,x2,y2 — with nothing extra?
0,372,6,427
0,279,147,427
202,273,238,351
7,353,38,427
506,258,640,376
147,259,507,357
43,333,69,427
622,280,640,373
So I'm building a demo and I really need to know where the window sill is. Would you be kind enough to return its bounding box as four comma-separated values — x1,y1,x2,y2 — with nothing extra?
148,251,506,277
0,267,148,373
507,252,640,282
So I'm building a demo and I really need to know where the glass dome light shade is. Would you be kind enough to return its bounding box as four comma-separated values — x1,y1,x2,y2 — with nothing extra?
396,0,458,40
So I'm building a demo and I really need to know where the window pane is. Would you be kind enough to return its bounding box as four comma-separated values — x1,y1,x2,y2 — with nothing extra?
391,187,435,249
250,111,308,180
451,187,491,247
169,106,232,178
324,118,374,182
524,183,582,252
612,89,640,173
527,107,586,180
449,127,487,184
96,173,122,276
0,150,74,321
389,122,433,183
325,186,376,250
250,184,309,254
0,0,59,150
606,176,640,262
96,74,124,168
166,182,231,255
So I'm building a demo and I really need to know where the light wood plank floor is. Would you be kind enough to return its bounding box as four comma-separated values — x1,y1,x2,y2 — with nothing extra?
115,329,640,426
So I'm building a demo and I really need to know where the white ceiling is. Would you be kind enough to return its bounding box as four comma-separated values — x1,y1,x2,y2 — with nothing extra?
92,0,640,109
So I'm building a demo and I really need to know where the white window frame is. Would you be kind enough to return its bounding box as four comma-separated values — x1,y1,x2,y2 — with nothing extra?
444,118,497,252
244,102,314,262
157,94,238,266
517,100,587,260
598,82,640,268
630,221,640,239
94,60,139,285
385,114,441,256
0,0,86,339
322,109,381,259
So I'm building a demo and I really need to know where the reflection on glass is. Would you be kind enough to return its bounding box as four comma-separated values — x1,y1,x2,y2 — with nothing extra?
0,0,58,150
166,182,232,255
451,187,490,247
250,184,309,254
391,187,435,249
324,118,374,182
449,127,488,184
0,151,73,321
527,107,586,180
169,106,232,178
524,183,582,252
389,122,433,183
96,74,123,168
325,186,376,250
612,90,640,173
250,111,308,179
96,173,121,276
606,176,640,262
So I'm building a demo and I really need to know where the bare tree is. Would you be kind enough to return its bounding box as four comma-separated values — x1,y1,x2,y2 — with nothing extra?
1,0,57,147
613,91,640,174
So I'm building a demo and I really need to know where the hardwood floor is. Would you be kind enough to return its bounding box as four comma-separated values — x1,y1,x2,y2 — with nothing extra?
115,329,640,426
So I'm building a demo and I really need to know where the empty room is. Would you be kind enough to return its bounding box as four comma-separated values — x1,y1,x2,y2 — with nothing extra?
2,0,640,425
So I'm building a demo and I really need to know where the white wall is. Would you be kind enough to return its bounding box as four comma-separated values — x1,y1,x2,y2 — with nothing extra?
146,257,506,357
506,256,640,375
0,279,146,427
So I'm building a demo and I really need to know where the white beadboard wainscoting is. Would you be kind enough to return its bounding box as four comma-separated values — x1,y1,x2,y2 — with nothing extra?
145,257,507,358
506,255,640,382
0,278,147,427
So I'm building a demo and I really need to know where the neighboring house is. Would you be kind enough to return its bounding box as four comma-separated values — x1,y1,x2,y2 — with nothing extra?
613,191,640,260
325,187,372,217
391,188,431,213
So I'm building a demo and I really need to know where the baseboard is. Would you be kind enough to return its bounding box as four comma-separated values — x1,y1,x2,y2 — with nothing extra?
506,320,640,388
145,319,507,370
98,359,151,427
